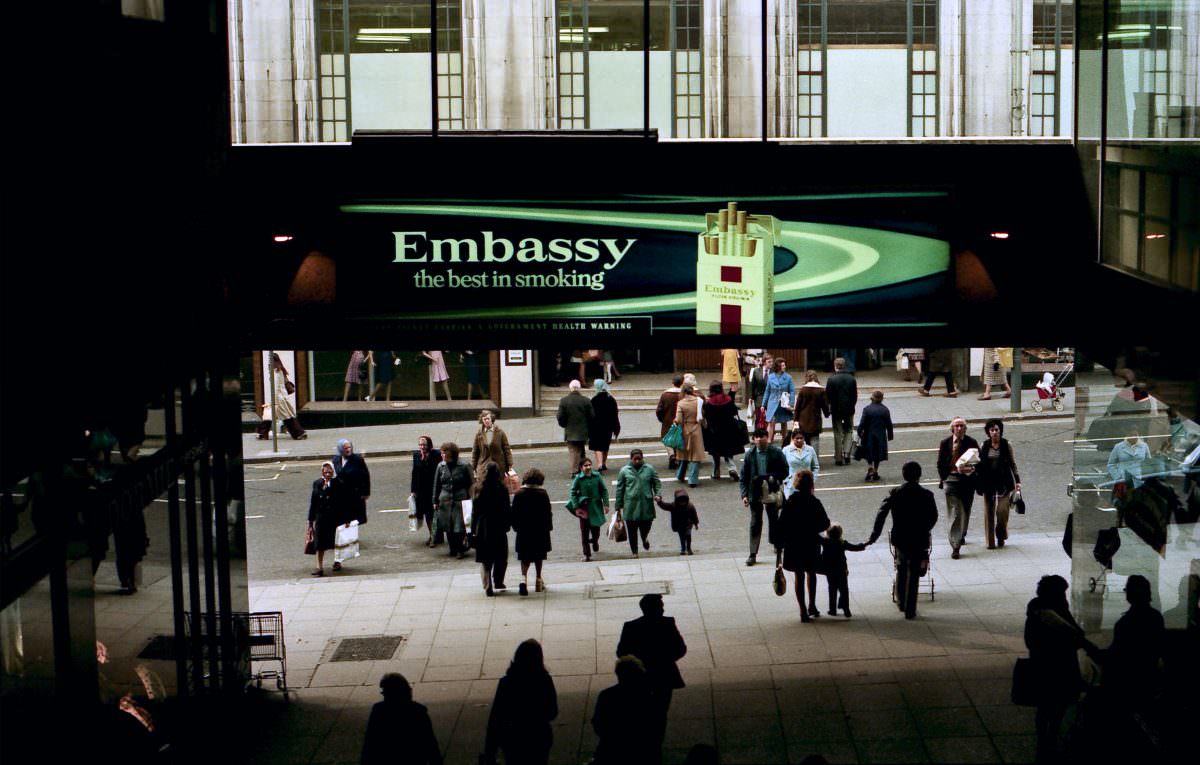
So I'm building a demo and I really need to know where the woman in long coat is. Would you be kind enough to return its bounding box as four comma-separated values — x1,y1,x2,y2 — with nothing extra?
614,449,662,558
332,438,370,571
307,461,343,576
778,470,830,622
471,462,511,596
471,409,513,478
856,390,894,483
589,379,621,472
511,468,553,595
701,381,744,481
794,370,830,455
432,442,473,559
764,358,796,445
673,383,706,488
409,435,441,547
567,458,609,562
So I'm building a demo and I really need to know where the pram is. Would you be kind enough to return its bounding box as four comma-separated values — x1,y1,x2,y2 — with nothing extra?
890,534,935,604
1032,363,1072,413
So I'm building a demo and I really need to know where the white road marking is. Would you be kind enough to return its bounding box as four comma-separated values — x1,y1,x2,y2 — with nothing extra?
245,474,281,482
246,515,266,519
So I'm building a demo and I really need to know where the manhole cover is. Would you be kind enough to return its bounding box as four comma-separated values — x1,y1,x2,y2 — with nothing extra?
328,635,407,662
586,581,672,599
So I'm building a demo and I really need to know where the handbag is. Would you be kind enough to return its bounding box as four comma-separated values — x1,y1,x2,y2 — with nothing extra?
1011,487,1026,515
772,550,787,596
1011,657,1039,706
853,435,865,462
284,379,296,395
662,422,684,450
504,469,521,495
608,512,627,543
735,417,750,446
303,525,316,555
898,354,909,370
758,477,783,507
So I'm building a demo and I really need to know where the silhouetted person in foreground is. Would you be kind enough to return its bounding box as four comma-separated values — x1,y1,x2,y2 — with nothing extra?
591,656,658,765
616,594,686,755
1024,575,1097,763
361,673,441,765
482,639,558,765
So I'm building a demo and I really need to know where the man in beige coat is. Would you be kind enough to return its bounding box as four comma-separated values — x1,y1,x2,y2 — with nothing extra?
471,409,513,478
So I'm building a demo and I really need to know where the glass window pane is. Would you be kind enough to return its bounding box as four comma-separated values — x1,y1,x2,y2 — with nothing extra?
451,100,462,119
676,95,688,114
334,77,345,97
912,117,923,135
799,77,810,95
812,77,822,95
689,74,701,93
1144,230,1171,281
799,120,811,138
676,74,688,92
450,54,461,75
1118,214,1140,269
925,117,936,135
437,52,448,70
333,55,345,76
562,99,573,118
925,74,936,92
334,100,346,120
561,76,572,96
689,95,701,114
449,78,461,97
925,95,935,114
1120,169,1140,211
798,50,810,70
1031,117,1043,135
811,98,821,117
335,123,348,141
689,51,700,70
1145,173,1171,218
912,75,923,94
912,95,922,114
676,50,688,68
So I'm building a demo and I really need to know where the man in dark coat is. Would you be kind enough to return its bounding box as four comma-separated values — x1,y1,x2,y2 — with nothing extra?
825,356,858,466
919,347,958,397
866,461,938,618
746,354,773,413
616,594,687,754
556,379,594,476
936,417,979,558
361,673,442,765
740,428,789,566
655,373,685,470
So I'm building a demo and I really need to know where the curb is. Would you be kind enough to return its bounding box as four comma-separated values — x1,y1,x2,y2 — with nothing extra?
243,411,1072,464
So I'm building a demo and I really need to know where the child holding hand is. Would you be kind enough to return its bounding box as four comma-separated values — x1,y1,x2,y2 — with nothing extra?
820,523,868,617
656,488,699,555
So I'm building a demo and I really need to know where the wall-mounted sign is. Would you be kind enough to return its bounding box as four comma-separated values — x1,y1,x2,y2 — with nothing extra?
338,194,951,339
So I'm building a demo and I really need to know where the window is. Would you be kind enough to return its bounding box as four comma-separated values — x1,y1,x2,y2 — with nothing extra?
557,0,589,128
797,1,825,138
316,1,465,137
827,1,907,46
1104,165,1200,291
1030,1,1073,137
908,0,936,137
671,0,703,138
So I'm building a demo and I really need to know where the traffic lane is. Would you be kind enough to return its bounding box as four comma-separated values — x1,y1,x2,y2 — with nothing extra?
242,417,1073,582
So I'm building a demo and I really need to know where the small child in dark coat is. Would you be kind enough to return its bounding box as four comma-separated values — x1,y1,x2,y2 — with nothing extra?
656,488,700,555
820,523,867,617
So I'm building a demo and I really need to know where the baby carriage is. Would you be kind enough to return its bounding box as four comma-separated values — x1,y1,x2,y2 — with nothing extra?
1032,363,1072,412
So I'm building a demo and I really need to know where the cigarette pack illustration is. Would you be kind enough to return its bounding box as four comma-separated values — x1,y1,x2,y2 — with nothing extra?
696,202,780,335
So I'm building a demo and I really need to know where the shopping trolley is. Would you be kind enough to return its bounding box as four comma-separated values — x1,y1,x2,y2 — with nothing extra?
890,535,935,604
184,610,289,700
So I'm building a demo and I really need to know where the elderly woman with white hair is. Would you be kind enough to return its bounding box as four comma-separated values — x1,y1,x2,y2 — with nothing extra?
332,438,370,570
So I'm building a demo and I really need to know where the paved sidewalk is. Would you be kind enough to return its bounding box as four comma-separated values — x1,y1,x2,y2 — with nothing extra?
222,531,1068,764
246,367,1079,463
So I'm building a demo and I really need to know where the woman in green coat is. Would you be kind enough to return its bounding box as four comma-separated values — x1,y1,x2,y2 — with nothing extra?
567,458,609,562
614,449,663,558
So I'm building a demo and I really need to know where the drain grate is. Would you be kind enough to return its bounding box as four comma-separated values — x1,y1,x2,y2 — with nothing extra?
586,581,672,600
328,635,407,662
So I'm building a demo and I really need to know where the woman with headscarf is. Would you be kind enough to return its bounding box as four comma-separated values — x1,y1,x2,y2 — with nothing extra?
589,379,621,472
483,640,558,765
432,442,473,559
472,462,511,596
409,435,442,548
701,380,743,481
307,461,343,576
673,383,706,488
332,438,370,570
856,390,894,483
471,409,513,478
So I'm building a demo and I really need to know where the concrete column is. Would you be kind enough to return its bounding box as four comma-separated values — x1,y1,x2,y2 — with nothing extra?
230,0,318,144
463,0,557,130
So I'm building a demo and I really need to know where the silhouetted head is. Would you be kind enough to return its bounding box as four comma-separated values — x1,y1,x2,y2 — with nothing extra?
508,639,546,677
639,593,664,616
1124,574,1153,606
1036,574,1070,601
709,381,724,397
440,441,459,463
870,389,884,403
379,673,412,702
805,370,819,383
827,523,843,541
833,357,846,372
522,467,545,487
614,655,646,685
569,379,582,391
792,469,815,495
672,373,685,387
902,461,922,483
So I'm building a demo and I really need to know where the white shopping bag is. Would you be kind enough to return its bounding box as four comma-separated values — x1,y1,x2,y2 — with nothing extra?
333,520,360,563
407,495,419,518
461,499,473,527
